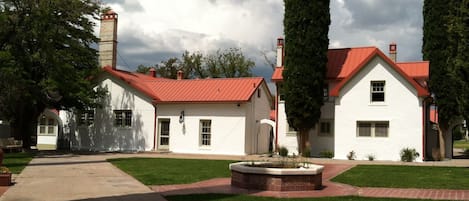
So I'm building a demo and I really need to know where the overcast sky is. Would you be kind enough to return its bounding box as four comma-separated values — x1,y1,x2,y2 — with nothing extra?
99,0,424,87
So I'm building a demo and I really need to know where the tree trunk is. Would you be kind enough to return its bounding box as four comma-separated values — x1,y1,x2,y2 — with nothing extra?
10,104,43,150
437,124,448,160
297,129,310,155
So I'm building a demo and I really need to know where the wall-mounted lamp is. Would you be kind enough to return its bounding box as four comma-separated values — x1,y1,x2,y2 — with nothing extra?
179,111,185,123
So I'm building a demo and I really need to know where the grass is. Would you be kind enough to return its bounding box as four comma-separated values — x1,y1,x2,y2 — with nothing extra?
332,165,469,189
3,152,34,174
108,157,235,185
454,140,469,149
165,194,440,201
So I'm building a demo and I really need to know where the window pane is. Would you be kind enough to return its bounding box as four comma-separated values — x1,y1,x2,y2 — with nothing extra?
375,123,389,137
200,120,211,146
40,116,46,125
320,122,331,136
124,111,132,126
358,122,372,137
114,111,123,126
371,81,385,102
39,126,46,134
372,92,385,102
47,126,54,134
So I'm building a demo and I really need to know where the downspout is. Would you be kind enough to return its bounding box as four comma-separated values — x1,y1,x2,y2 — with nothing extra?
153,103,158,151
275,83,279,152
422,98,426,161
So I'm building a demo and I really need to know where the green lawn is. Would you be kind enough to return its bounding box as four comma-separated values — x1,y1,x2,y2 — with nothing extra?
108,157,235,185
165,194,440,201
332,165,469,189
454,140,469,149
3,152,34,174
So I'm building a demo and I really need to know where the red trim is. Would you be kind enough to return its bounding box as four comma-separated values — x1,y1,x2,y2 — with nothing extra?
153,105,158,151
330,49,429,97
275,83,279,151
422,99,426,161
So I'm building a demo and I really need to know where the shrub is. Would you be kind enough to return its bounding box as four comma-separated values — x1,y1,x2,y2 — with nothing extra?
278,146,289,157
347,150,356,160
301,149,311,157
367,154,375,161
400,148,420,162
320,150,334,158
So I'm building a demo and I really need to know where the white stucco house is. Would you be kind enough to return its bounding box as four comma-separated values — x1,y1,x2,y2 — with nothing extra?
34,10,273,155
272,38,443,161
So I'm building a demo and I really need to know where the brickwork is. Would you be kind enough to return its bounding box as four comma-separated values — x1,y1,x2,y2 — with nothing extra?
231,170,322,191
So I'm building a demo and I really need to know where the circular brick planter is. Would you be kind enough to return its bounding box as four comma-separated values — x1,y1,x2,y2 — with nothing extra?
229,162,324,191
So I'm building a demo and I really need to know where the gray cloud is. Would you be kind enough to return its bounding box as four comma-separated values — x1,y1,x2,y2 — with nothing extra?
102,0,143,12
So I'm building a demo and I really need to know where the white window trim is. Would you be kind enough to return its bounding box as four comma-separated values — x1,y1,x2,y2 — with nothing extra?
199,119,212,147
114,110,132,128
370,81,386,103
356,121,389,137
78,110,95,127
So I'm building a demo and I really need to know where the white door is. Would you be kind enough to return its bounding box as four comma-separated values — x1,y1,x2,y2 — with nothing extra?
158,119,170,150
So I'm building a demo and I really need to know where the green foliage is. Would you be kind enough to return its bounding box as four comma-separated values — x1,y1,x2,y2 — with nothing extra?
138,48,255,79
0,0,103,147
400,148,420,162
135,64,152,74
319,150,334,158
108,158,234,185
278,146,289,157
282,0,330,153
367,154,375,161
454,140,469,149
423,0,469,131
332,165,469,190
166,194,441,201
3,152,34,174
301,148,311,157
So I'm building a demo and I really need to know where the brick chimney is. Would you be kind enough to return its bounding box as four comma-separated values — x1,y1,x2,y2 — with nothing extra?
389,42,397,62
276,37,284,67
149,68,156,77
177,70,184,80
99,10,118,69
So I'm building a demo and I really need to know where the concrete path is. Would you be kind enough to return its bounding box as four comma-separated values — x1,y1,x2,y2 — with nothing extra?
1,152,468,201
0,153,164,201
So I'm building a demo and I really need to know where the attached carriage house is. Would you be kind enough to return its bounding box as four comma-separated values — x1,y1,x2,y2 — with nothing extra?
32,10,273,155
272,38,445,161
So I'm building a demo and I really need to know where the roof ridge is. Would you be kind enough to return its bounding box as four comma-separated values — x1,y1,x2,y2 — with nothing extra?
328,46,377,50
396,61,429,64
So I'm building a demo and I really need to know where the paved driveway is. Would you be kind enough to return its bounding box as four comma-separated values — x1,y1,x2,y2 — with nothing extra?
0,153,164,201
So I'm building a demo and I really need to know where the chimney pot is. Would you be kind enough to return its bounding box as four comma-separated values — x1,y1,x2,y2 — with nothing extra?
389,42,397,62
177,70,184,80
149,68,156,77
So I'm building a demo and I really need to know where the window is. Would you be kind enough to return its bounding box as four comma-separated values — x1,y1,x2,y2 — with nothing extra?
371,81,385,102
257,89,261,98
158,119,170,148
200,120,212,146
38,116,56,136
323,84,329,101
78,110,94,126
114,110,132,127
357,121,389,137
318,120,333,136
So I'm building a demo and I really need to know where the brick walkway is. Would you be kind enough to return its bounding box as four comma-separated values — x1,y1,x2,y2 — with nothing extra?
150,163,469,200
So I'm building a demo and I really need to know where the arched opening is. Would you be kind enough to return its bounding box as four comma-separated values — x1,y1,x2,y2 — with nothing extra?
452,123,468,159
36,109,63,150
260,119,276,153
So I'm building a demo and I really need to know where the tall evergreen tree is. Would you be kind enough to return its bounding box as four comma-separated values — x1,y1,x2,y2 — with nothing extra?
282,0,330,154
0,0,102,148
423,0,468,159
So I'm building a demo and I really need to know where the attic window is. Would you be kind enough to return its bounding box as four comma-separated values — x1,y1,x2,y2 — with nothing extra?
257,89,261,98
371,81,385,102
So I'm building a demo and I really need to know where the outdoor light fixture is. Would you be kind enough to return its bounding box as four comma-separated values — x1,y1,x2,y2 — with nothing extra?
179,111,185,123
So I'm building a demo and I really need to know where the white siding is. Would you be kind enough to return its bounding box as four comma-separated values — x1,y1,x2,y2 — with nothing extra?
277,101,299,155
157,103,247,155
334,57,423,161
66,75,156,152
245,83,272,154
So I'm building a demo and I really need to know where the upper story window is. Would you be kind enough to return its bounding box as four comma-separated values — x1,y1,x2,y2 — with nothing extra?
318,119,333,136
371,81,385,102
114,110,132,127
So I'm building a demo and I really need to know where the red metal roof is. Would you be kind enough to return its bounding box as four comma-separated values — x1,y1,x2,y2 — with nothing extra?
271,47,430,97
102,66,266,103
396,61,429,78
147,78,264,103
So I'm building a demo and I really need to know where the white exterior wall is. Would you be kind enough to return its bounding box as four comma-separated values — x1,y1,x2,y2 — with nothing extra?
334,57,423,161
245,83,272,154
277,101,299,155
310,100,335,157
156,103,247,155
67,75,156,152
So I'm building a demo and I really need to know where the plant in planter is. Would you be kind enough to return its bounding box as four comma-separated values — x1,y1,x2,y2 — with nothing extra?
400,147,420,162
0,166,11,186
347,150,356,160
